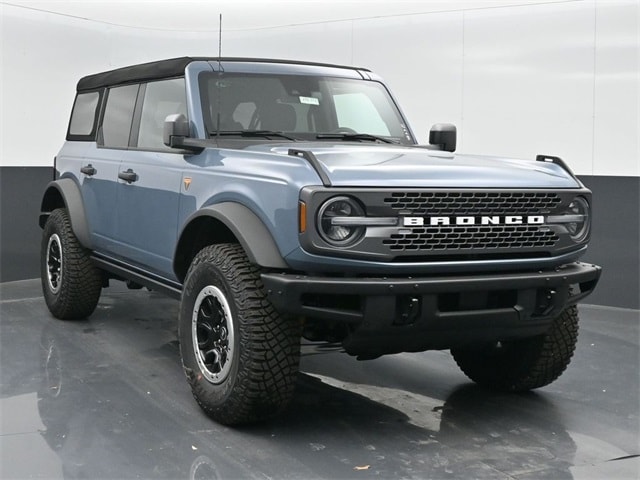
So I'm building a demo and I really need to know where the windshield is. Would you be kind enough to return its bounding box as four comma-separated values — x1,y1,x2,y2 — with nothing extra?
198,72,414,145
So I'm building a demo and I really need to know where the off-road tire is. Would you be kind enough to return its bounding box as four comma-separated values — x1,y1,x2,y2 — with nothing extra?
179,243,301,425
451,305,579,391
41,208,102,320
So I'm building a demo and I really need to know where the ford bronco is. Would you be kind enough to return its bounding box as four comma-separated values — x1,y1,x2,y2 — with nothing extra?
40,57,601,424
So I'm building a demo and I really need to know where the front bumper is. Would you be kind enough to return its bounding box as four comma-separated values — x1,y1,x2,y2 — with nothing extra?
262,262,601,356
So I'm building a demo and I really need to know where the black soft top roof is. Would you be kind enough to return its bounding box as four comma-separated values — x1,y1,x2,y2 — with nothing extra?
76,56,370,92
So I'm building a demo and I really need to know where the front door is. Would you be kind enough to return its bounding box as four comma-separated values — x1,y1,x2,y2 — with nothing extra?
114,78,188,280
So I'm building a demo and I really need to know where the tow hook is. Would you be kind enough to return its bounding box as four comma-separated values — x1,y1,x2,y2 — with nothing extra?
395,296,421,325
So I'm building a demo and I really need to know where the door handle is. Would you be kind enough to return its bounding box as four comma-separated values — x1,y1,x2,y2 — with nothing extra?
118,169,138,183
81,164,97,176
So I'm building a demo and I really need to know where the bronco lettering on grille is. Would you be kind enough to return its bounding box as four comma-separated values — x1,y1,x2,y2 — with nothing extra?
402,215,545,227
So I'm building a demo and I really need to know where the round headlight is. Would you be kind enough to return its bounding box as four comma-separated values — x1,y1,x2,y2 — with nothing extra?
566,196,590,242
317,196,365,246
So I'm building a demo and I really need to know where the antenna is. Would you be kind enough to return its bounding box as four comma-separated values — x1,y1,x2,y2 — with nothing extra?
218,13,223,60
216,13,222,140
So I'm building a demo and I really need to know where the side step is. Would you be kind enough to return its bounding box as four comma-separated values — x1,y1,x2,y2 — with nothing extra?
91,255,182,300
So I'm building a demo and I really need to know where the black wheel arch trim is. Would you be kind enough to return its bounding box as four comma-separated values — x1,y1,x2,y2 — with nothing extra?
39,178,93,250
174,202,288,278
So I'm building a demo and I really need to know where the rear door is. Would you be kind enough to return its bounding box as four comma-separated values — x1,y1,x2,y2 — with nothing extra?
79,84,139,255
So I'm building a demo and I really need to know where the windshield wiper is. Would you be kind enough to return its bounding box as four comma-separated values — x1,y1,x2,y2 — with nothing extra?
214,130,298,141
315,133,397,144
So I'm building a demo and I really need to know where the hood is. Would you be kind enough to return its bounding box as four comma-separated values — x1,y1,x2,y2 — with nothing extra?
248,143,580,189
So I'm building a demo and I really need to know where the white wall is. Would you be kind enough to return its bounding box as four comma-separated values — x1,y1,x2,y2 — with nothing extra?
1,0,638,176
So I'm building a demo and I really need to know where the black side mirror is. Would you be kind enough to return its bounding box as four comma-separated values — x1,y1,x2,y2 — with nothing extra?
163,114,204,152
429,123,457,152
163,113,190,148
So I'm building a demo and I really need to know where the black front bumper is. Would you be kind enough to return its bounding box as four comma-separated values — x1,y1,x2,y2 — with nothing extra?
262,262,601,356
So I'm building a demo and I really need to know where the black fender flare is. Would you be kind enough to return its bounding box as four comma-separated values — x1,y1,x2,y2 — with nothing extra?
175,202,288,272
40,178,93,249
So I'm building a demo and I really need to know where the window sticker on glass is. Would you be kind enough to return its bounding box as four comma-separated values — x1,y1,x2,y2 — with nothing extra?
299,96,319,106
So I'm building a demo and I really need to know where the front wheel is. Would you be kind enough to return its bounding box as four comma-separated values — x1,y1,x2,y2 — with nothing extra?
451,306,579,391
178,244,301,425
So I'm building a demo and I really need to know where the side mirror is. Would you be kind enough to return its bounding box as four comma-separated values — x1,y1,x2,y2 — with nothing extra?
163,113,190,148
429,123,457,152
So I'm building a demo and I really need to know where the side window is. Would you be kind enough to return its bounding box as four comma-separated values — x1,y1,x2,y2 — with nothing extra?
333,93,390,135
137,78,187,150
67,91,101,140
101,84,139,148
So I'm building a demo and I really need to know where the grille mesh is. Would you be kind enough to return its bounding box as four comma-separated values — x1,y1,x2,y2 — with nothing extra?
383,191,561,215
382,225,559,252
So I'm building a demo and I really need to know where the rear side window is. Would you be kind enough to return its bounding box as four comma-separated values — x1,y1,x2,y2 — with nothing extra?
67,91,101,140
101,84,139,148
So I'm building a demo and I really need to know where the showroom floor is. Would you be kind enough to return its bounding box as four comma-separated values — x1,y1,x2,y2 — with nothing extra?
1,279,638,479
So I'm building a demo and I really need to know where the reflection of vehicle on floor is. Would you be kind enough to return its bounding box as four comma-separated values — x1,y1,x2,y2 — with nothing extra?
38,329,67,452
40,57,601,424
36,325,239,479
436,384,576,476
36,323,578,479
265,373,578,478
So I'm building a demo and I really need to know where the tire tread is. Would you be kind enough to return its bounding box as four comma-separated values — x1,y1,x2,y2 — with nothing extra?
181,244,300,425
41,209,102,320
451,306,579,391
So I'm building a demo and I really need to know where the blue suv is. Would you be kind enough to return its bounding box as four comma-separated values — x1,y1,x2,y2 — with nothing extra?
40,57,601,424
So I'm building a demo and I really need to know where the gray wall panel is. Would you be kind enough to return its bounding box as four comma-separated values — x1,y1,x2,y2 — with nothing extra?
1,167,638,309
579,176,639,309
0,167,53,283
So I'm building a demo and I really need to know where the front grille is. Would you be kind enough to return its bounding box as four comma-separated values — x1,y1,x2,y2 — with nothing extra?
383,191,561,215
382,225,559,252
300,186,584,263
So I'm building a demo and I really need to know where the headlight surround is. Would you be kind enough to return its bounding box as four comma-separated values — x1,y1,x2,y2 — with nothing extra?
317,196,366,247
565,196,590,242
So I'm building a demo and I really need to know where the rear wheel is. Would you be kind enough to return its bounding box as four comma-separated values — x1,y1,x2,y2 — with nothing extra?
40,208,102,320
179,243,301,425
451,306,579,391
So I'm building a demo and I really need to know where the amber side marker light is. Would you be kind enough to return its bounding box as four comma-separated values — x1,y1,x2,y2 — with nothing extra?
299,201,307,233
